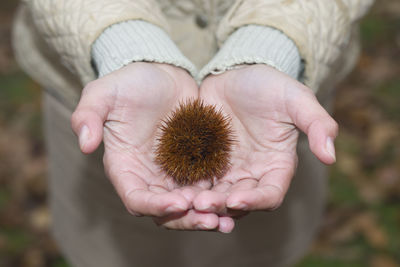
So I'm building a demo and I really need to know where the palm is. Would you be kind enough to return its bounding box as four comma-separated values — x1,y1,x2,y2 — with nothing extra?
100,63,204,212
72,63,236,232
194,65,337,213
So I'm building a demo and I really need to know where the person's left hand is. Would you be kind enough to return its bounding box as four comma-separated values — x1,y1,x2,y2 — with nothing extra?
193,64,338,216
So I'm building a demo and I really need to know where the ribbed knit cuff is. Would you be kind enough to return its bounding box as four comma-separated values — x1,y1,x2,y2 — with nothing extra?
91,20,197,77
198,25,301,81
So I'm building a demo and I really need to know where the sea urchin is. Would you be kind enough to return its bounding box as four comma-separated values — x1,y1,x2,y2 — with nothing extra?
155,99,234,185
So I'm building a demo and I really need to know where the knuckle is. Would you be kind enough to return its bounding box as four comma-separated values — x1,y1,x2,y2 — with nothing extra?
261,186,284,211
70,111,82,131
123,196,143,217
128,209,143,217
83,80,98,93
103,161,120,180
332,120,339,135
70,106,93,129
124,203,136,216
268,195,284,211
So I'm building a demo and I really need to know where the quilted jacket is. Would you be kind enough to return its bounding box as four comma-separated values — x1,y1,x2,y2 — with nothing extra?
13,0,374,106
12,2,375,266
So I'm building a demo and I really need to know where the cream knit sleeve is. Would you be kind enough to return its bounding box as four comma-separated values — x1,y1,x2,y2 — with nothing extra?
216,0,375,92
91,20,196,78
198,25,302,82
24,0,169,85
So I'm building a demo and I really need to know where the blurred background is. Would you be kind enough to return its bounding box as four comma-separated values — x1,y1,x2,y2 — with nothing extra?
0,1,399,266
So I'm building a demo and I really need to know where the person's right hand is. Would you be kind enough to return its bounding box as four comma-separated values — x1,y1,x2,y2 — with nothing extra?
71,62,235,233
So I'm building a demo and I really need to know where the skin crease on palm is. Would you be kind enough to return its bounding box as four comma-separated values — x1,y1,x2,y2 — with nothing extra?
71,62,338,234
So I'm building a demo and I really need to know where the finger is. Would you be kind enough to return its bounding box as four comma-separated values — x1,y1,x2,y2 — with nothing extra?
153,209,220,231
226,167,294,211
286,85,338,165
218,216,235,234
110,169,189,217
193,181,231,213
170,178,213,200
126,190,190,217
193,181,249,218
172,178,214,204
171,186,203,209
172,187,197,205
223,178,256,217
71,81,113,154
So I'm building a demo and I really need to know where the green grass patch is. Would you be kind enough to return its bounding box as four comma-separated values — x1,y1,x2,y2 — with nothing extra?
0,188,11,210
0,72,34,104
373,79,400,120
329,167,362,206
361,17,389,43
297,255,364,267
52,257,71,267
0,228,32,254
376,204,400,261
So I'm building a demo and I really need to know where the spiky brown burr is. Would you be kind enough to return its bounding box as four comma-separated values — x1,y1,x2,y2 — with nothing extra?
155,99,234,185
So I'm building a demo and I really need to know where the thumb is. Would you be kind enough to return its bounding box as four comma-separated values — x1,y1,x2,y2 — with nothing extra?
286,85,338,165
71,82,112,154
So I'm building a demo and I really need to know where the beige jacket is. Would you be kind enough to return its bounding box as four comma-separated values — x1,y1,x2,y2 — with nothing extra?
12,2,374,266
14,0,374,106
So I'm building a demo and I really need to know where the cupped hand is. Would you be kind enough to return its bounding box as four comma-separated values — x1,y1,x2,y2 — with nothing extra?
71,62,234,233
194,64,338,215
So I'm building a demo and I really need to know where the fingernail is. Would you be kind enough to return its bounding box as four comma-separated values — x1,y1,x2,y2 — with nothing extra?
165,204,186,213
326,137,336,162
219,221,233,234
79,125,90,151
196,203,211,211
196,223,213,230
227,202,248,210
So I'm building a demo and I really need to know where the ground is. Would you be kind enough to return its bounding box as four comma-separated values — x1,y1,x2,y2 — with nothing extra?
0,1,399,266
